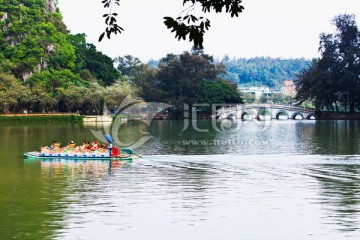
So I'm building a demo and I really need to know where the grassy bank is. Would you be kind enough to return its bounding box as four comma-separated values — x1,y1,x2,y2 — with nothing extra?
0,114,83,124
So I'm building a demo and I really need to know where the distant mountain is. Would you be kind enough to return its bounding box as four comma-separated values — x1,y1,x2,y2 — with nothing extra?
218,57,311,88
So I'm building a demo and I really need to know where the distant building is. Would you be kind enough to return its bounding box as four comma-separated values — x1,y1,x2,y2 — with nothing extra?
238,86,269,98
238,86,280,99
281,80,296,97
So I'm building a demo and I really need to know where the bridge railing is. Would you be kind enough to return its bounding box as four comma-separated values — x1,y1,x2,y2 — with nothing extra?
217,103,315,113
248,103,315,112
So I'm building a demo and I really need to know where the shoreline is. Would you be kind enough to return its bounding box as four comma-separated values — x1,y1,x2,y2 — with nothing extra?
1,112,360,123
0,114,83,124
0,113,80,116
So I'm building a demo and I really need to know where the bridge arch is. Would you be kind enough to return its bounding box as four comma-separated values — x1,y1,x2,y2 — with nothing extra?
291,112,304,120
241,110,253,120
227,113,237,120
216,114,225,120
306,113,316,120
275,110,289,120
213,104,316,121
257,108,272,120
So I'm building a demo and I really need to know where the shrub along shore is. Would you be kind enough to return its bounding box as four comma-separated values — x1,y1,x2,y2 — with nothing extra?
0,114,83,124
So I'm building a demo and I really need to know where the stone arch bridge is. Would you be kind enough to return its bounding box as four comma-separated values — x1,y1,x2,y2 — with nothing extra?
213,104,316,120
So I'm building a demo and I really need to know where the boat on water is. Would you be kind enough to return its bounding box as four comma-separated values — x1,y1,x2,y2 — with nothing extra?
24,144,140,161
24,135,141,161
24,150,137,161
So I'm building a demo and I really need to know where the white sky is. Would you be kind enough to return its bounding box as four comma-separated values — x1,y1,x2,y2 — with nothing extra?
57,0,360,62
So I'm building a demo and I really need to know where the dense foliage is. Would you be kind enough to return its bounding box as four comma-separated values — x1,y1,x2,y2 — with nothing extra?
0,0,133,114
0,0,310,116
295,14,360,112
116,51,243,115
219,57,310,88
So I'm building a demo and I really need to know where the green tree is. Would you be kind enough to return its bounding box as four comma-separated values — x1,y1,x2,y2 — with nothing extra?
0,1,78,80
104,80,140,110
198,79,243,110
28,70,85,94
296,59,339,111
68,33,88,72
269,93,292,105
30,85,57,112
129,51,236,116
69,34,120,85
114,55,143,77
155,52,224,108
258,94,269,104
83,44,120,85
56,86,86,112
83,82,105,115
240,92,255,104
0,73,33,113
133,65,168,103
0,0,125,113
295,14,360,112
221,57,310,87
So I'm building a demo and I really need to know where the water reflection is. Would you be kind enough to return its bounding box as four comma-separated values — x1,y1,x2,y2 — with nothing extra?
25,159,133,177
143,158,219,222
307,161,360,232
0,159,67,239
82,121,112,129
40,159,111,179
3,121,360,239
312,121,360,155
21,158,134,239
80,119,360,156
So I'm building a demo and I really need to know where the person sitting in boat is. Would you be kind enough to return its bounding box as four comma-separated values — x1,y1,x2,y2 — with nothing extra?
68,140,76,149
90,140,99,151
80,141,89,150
46,140,57,150
86,141,92,150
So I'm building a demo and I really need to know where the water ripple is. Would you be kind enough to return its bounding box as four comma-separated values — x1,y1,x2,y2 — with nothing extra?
21,154,355,239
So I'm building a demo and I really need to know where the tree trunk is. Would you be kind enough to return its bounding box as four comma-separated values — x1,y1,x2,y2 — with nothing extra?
349,102,355,113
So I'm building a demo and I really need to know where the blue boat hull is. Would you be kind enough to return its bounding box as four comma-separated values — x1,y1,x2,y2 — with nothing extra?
24,151,136,161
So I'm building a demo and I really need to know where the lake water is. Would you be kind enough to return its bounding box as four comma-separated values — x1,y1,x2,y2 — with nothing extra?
1,119,360,239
